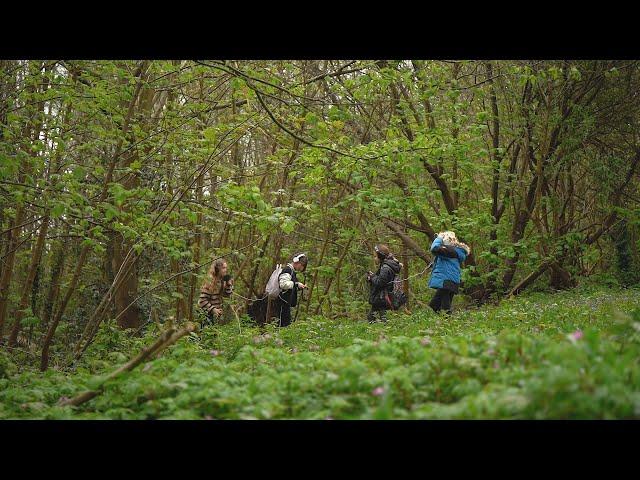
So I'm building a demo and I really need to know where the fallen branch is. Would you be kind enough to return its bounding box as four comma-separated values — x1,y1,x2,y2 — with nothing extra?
383,218,432,264
507,259,554,297
59,322,198,408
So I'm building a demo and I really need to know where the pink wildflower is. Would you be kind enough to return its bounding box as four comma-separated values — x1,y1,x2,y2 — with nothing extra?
372,386,385,397
570,330,584,341
420,336,432,346
210,349,220,356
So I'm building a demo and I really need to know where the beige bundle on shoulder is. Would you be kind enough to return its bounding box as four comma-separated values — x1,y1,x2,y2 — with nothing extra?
437,231,471,255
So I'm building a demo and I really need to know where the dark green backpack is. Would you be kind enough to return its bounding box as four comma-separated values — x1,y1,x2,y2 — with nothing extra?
379,274,407,310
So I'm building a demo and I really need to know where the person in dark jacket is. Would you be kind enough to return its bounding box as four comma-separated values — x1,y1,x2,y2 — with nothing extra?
275,253,308,327
428,231,470,314
366,244,402,323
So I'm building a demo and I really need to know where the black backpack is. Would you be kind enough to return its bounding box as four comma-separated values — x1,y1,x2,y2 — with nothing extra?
376,272,407,310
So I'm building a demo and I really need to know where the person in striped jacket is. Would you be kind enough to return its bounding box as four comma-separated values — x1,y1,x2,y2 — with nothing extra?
198,258,233,325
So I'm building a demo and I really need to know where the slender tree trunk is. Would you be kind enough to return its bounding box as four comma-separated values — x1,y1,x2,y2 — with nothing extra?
401,215,410,299
315,207,364,315
188,172,204,323
8,211,50,346
40,236,66,331
112,232,141,329
304,209,331,316
0,206,26,337
40,246,88,370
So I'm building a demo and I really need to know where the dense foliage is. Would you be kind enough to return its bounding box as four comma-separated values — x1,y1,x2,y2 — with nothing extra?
1,284,639,419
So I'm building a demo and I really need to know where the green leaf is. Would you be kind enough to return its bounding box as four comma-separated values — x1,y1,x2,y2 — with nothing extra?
0,153,19,179
281,218,296,234
203,128,217,142
72,166,86,181
104,204,119,222
51,203,65,219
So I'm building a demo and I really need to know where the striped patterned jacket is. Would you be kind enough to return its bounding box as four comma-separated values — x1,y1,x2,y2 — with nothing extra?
198,279,233,315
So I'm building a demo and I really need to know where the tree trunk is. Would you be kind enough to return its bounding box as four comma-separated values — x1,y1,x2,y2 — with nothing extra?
8,211,50,346
40,246,88,371
315,207,364,315
0,206,26,337
112,233,141,329
188,171,204,323
40,236,66,331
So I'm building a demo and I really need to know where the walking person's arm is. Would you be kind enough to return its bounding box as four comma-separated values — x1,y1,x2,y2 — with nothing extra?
431,236,458,258
278,272,295,291
436,245,459,258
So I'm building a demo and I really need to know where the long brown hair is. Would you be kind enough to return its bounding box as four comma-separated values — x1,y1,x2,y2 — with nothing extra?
202,258,226,293
375,244,391,258
374,243,403,269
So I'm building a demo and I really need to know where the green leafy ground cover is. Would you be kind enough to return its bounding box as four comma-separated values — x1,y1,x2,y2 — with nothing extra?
2,284,640,419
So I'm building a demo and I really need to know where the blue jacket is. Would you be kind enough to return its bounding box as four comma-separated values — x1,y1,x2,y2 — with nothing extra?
428,237,467,289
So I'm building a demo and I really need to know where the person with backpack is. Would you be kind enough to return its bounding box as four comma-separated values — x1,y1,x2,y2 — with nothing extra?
246,254,308,326
428,231,470,314
198,258,234,325
275,253,308,327
366,244,402,323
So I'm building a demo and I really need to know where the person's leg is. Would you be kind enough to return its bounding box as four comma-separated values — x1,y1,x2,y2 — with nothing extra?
440,289,452,314
378,308,388,323
265,297,273,324
278,302,292,327
282,306,292,327
429,289,444,312
367,307,377,323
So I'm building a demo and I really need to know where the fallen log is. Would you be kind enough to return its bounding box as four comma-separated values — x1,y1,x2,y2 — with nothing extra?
507,259,554,297
59,322,198,408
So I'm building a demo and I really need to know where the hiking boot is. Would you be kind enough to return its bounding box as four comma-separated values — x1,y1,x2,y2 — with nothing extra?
367,311,387,323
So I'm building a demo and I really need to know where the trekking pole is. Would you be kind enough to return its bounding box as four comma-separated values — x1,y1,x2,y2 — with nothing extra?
294,273,305,323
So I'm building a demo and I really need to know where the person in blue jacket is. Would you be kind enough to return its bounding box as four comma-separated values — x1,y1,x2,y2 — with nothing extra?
428,231,470,314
